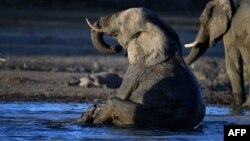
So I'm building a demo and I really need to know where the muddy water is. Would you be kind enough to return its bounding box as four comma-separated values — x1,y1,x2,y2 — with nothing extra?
0,102,250,141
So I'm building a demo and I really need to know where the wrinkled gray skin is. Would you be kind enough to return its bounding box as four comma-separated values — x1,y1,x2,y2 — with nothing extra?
82,8,205,129
185,0,250,107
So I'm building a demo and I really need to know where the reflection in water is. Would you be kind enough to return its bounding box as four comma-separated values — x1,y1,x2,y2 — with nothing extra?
0,102,249,140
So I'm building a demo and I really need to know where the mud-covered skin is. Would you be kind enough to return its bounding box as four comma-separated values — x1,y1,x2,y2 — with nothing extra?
81,8,206,129
185,0,250,107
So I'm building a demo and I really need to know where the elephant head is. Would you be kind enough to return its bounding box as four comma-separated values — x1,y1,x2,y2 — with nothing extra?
87,8,181,66
185,0,236,65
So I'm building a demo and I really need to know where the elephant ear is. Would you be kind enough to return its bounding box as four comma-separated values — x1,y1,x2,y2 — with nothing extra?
126,9,180,66
142,16,180,66
203,0,234,47
127,27,167,66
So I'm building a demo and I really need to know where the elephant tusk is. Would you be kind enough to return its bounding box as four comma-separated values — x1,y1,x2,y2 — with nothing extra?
0,58,6,62
184,41,199,48
86,18,103,32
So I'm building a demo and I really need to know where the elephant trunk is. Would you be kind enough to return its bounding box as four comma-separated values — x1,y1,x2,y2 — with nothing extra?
184,26,209,65
86,18,122,54
185,43,209,65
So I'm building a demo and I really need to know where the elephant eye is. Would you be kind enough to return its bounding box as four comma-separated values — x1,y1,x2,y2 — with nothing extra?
132,32,142,38
111,32,120,38
134,32,142,37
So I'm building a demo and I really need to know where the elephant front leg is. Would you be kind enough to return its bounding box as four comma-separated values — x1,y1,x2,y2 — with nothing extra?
225,47,246,106
115,65,143,100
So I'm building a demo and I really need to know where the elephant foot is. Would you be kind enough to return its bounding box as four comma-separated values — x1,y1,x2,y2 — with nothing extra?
232,93,245,107
77,104,100,124
92,112,113,125
77,102,112,125
93,99,115,124
242,98,250,109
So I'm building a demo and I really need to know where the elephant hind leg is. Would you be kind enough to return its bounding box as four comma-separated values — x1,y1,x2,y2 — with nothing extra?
93,97,181,128
78,98,137,126
225,47,246,106
93,97,137,126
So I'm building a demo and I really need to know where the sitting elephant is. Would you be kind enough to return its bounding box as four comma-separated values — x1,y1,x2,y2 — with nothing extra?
81,8,205,129
185,0,250,107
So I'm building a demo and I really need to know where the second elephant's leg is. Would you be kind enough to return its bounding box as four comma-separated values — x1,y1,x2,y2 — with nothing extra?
225,47,246,106
237,44,250,107
243,64,250,107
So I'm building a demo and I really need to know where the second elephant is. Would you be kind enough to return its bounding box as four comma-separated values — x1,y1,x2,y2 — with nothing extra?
185,0,250,107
